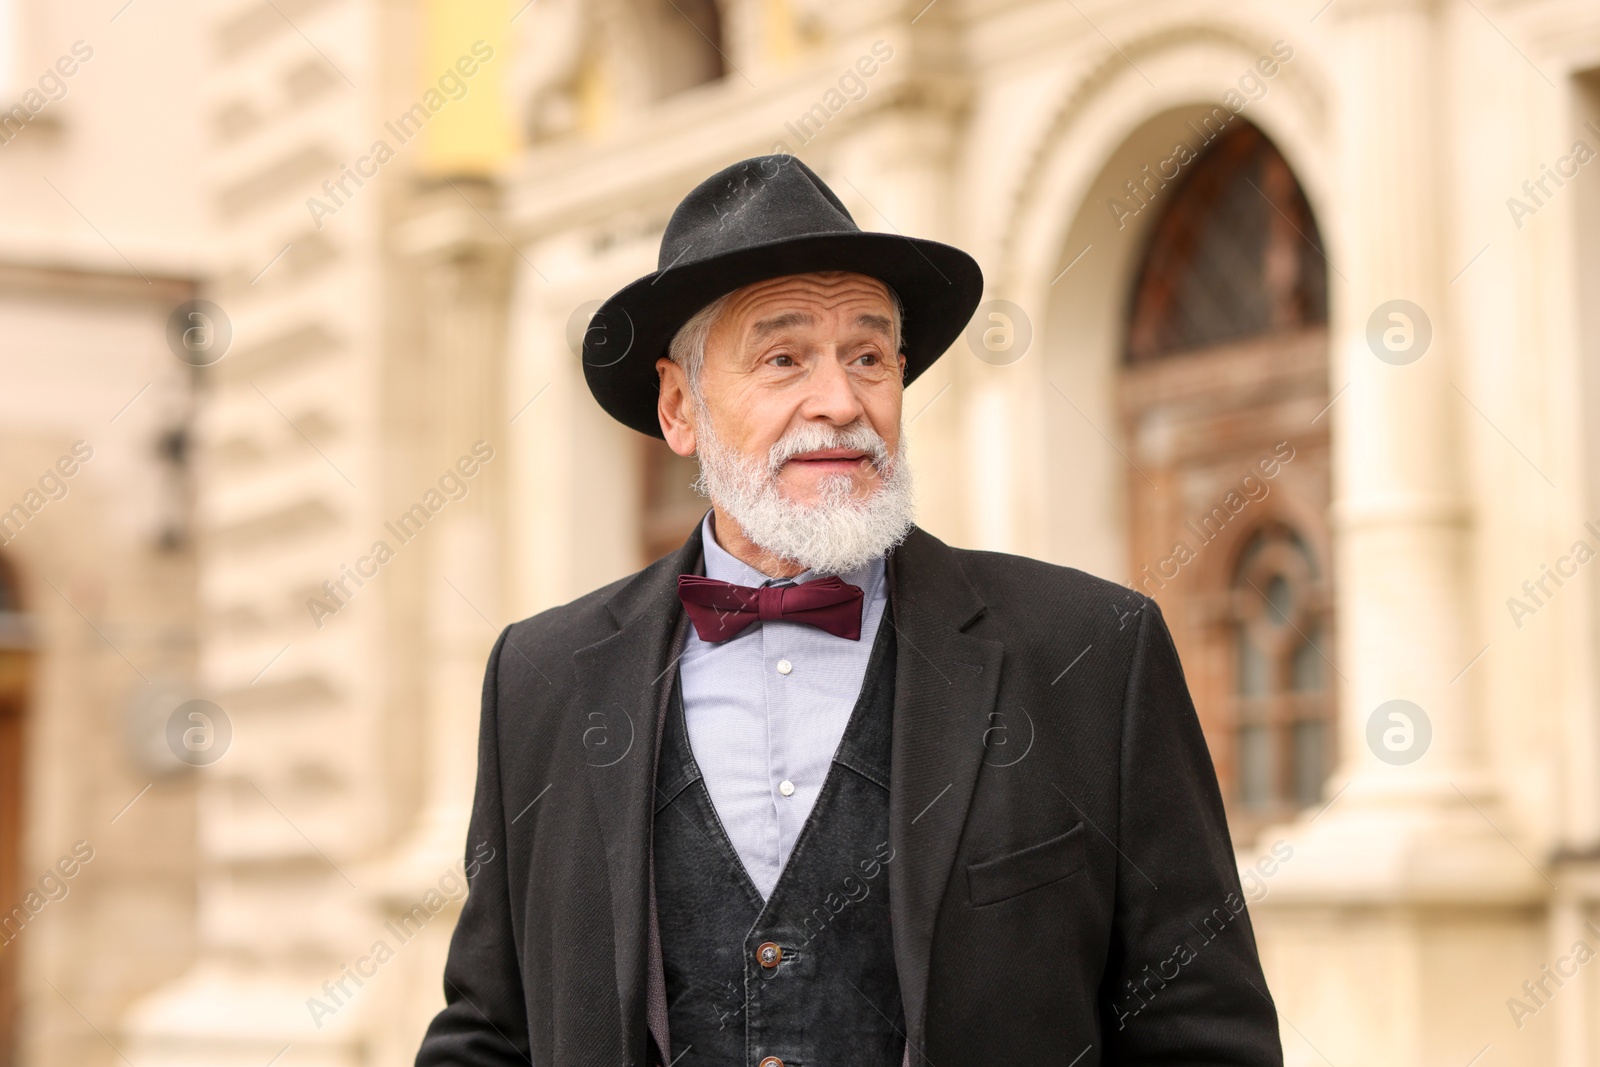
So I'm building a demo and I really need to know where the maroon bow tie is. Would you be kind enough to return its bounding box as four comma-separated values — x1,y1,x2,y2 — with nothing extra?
677,574,864,642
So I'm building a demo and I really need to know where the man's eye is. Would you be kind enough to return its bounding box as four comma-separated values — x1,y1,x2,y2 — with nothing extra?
770,354,795,367
856,352,879,366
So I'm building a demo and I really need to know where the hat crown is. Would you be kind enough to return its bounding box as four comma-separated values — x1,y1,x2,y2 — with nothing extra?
582,153,983,439
659,155,859,272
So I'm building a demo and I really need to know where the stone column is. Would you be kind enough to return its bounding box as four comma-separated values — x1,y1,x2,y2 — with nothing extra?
380,177,512,892
1251,3,1547,1064
1329,0,1481,795
1253,0,1540,893
335,176,515,1063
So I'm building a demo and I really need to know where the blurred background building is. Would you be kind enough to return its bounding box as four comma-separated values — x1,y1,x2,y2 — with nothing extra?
2,0,1599,1064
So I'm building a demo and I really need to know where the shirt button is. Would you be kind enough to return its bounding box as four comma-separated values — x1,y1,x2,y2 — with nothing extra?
756,941,782,968
779,780,795,797
776,658,792,675
759,1058,784,1067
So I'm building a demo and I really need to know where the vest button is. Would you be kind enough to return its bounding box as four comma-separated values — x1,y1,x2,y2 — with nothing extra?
759,1058,784,1067
756,941,782,968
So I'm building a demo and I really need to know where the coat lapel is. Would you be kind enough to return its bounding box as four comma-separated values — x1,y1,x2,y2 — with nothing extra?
574,523,704,1062
885,527,1004,1060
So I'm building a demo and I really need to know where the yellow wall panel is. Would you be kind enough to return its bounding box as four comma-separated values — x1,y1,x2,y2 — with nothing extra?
419,0,515,175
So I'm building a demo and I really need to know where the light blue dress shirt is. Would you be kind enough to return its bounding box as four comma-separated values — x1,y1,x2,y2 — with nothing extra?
678,511,890,900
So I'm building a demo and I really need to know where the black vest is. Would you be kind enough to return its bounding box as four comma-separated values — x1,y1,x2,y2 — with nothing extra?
652,615,905,1067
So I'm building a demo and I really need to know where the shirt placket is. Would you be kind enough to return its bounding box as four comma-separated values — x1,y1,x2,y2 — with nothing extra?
761,585,796,881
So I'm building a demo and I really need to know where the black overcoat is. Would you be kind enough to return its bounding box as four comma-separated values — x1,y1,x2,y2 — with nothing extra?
416,522,1283,1066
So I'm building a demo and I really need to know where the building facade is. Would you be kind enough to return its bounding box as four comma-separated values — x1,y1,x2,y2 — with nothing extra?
3,0,1600,1065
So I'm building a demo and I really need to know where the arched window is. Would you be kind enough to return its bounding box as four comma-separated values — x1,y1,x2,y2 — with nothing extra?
1117,118,1335,838
1228,523,1331,812
1126,120,1327,361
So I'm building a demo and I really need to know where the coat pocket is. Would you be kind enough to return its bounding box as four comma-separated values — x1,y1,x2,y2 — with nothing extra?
966,821,1087,907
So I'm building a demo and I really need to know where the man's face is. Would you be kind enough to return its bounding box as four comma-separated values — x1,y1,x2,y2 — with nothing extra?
656,271,905,507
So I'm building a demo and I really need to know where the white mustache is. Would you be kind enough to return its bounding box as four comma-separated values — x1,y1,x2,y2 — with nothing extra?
765,421,892,475
692,409,916,576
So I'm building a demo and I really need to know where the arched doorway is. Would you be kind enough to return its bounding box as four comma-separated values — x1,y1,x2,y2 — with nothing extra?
0,555,29,1067
1117,120,1335,843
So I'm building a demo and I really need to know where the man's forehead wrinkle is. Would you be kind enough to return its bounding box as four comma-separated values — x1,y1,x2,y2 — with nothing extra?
735,293,893,329
725,272,892,311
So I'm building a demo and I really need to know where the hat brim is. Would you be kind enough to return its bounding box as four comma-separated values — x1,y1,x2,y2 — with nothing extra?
581,230,983,439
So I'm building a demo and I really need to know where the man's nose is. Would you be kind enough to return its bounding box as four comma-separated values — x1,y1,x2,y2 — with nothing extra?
800,350,866,424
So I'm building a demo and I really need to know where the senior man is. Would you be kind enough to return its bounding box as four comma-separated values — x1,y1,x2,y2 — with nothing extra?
416,155,1282,1067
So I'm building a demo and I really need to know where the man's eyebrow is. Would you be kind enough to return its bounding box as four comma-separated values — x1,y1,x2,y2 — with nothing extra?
749,311,814,340
855,312,894,337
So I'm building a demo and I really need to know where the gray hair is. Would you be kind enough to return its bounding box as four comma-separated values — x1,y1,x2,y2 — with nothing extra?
666,283,906,396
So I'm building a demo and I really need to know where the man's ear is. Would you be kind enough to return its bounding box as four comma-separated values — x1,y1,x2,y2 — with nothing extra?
656,357,697,457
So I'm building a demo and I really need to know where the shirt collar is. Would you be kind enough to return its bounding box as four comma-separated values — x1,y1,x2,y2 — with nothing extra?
699,510,885,595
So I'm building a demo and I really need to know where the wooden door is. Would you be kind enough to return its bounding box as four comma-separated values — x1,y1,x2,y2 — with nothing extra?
1117,121,1336,844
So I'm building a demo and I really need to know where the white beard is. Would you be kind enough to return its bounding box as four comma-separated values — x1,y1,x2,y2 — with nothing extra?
692,412,915,576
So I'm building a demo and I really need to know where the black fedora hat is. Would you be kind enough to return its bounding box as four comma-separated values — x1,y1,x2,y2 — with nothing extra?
581,154,983,438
